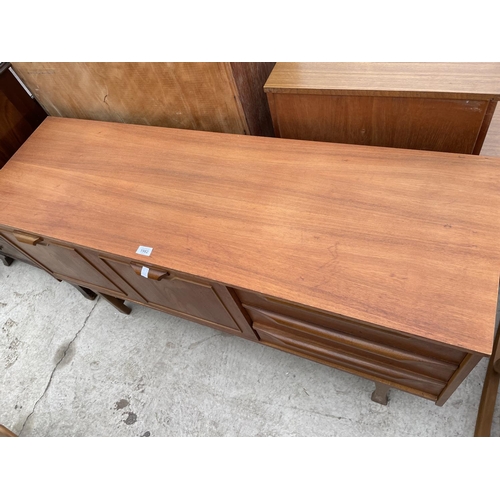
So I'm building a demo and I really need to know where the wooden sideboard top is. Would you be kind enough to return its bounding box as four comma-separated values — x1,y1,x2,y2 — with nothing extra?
264,63,500,100
1,117,500,355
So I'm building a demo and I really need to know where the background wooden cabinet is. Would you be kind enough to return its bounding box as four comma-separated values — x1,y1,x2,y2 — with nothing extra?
11,62,276,136
0,62,46,169
264,63,500,154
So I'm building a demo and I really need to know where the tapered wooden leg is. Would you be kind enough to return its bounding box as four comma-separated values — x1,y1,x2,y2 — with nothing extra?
474,323,500,437
371,382,390,405
0,254,14,266
0,424,17,437
99,293,131,315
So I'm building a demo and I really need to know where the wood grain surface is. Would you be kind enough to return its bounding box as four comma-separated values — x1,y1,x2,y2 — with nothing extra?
268,93,489,153
1,117,500,355
264,63,500,99
482,106,500,157
229,62,275,136
10,62,273,135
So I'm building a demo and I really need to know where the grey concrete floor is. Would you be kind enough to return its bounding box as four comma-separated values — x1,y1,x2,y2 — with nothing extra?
1,260,499,437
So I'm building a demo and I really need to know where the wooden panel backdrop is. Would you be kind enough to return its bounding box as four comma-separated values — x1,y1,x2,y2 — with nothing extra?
11,62,275,136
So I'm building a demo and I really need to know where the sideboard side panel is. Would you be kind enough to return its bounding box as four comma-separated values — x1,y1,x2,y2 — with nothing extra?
435,353,483,406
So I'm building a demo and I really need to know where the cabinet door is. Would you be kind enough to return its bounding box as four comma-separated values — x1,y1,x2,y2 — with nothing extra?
269,93,489,154
0,230,125,296
100,256,242,333
0,234,31,263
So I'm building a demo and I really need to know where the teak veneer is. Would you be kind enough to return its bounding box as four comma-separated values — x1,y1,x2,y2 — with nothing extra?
0,62,46,169
2,117,500,406
264,62,500,154
11,62,276,137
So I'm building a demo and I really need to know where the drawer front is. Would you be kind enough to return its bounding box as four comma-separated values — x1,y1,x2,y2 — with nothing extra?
100,256,241,333
235,289,467,400
236,289,465,364
0,230,125,295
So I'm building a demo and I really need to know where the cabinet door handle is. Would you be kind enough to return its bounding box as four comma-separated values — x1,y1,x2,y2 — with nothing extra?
130,263,171,281
13,231,42,246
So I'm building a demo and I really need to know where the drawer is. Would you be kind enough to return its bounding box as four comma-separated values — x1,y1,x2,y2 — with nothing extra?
236,289,466,365
235,289,468,400
253,312,450,398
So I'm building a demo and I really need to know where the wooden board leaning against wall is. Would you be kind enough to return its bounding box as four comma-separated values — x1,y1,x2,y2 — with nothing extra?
10,62,276,136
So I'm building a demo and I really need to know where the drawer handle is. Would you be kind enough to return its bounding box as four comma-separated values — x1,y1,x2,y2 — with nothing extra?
130,263,171,281
13,231,42,246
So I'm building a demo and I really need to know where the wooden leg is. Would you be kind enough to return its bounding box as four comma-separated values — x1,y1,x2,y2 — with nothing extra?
99,293,131,315
0,424,17,437
0,254,14,267
371,382,390,405
474,323,500,437
71,284,97,301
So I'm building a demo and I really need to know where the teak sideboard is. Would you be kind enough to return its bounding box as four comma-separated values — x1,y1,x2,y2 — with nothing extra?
264,62,500,154
1,117,500,406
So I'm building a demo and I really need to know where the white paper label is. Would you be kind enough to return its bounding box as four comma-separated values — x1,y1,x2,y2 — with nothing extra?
136,246,153,257
140,266,150,278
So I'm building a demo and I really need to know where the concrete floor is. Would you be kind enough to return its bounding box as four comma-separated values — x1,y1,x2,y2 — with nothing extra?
1,260,499,437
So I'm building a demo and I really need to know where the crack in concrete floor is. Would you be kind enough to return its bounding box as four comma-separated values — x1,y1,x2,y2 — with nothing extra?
19,298,100,436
